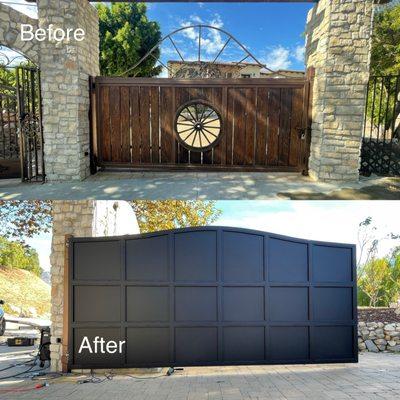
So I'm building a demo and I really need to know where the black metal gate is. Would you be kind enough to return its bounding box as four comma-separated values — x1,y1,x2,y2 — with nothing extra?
0,64,44,181
68,227,357,369
360,75,400,176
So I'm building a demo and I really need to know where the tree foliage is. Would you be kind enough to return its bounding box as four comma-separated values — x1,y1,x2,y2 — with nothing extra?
97,3,162,77
357,216,400,306
0,236,42,276
0,200,222,238
368,2,400,136
0,201,52,239
131,201,222,233
358,253,400,307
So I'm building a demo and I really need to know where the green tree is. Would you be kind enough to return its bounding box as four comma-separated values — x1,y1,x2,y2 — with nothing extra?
358,254,400,307
0,67,15,87
97,3,162,77
0,236,42,276
131,201,222,233
368,1,400,136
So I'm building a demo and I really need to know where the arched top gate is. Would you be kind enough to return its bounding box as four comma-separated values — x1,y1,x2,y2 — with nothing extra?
67,226,357,370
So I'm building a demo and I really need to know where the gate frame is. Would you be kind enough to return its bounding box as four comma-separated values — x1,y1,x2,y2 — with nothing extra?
63,226,357,372
90,70,314,175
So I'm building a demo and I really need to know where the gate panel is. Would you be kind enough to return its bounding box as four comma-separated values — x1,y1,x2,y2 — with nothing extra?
92,77,312,173
68,227,357,370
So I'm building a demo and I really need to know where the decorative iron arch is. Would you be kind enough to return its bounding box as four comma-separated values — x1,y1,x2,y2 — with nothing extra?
121,24,278,78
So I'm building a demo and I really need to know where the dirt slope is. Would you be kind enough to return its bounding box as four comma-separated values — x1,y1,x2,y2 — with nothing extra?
0,266,50,318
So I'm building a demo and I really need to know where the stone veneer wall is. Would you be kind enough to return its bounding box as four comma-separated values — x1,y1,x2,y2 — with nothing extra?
0,3,39,63
37,0,99,181
305,0,375,181
358,322,400,353
50,200,95,372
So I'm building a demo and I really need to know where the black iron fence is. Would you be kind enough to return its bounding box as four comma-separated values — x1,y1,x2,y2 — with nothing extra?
0,64,44,181
360,75,400,176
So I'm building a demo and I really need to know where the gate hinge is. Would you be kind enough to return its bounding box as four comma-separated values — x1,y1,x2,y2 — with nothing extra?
90,81,96,92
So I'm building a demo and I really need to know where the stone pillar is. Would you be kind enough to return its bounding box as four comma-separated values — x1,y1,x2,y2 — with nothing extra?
305,0,375,181
50,200,95,372
37,0,99,181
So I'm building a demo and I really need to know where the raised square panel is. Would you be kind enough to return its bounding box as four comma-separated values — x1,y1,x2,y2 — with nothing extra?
312,326,354,360
74,286,120,322
270,327,309,361
268,239,308,283
175,287,217,321
313,287,353,321
223,327,264,362
73,328,122,367
175,327,218,364
312,246,352,283
126,287,169,322
175,231,217,282
223,287,264,322
73,241,121,280
126,235,169,282
223,232,263,282
126,328,170,365
269,287,308,322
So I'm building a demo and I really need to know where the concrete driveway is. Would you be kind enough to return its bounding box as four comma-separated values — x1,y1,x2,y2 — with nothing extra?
0,172,399,200
1,350,400,399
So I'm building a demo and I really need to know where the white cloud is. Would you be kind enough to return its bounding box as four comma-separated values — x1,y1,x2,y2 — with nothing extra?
263,46,291,70
179,14,226,56
1,0,37,19
294,44,305,63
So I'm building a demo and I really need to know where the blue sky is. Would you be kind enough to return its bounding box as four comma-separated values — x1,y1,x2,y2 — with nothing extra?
26,201,400,273
1,1,312,71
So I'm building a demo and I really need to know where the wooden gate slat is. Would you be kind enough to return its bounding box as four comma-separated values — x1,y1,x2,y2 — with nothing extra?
176,87,189,164
109,86,121,162
99,86,111,162
130,86,140,163
255,87,268,165
226,88,234,165
289,87,304,167
120,87,130,163
266,88,280,166
160,86,174,163
211,87,223,165
244,88,256,165
140,86,151,163
150,86,160,163
278,88,292,166
233,88,246,165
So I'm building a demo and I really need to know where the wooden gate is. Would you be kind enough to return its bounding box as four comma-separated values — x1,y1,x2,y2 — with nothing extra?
91,72,313,173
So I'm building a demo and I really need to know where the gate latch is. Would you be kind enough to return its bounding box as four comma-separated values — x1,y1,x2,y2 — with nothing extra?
296,127,310,140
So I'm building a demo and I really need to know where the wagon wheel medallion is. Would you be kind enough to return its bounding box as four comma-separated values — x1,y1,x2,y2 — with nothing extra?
175,101,222,152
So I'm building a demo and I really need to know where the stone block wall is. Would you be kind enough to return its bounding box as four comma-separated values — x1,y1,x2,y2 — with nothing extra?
305,0,375,181
50,200,94,372
37,0,99,181
358,322,400,353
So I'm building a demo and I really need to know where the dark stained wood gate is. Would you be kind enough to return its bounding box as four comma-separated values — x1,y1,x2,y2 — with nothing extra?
90,71,313,173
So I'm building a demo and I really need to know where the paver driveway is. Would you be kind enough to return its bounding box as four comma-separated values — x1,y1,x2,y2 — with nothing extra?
1,353,400,400
0,172,399,200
